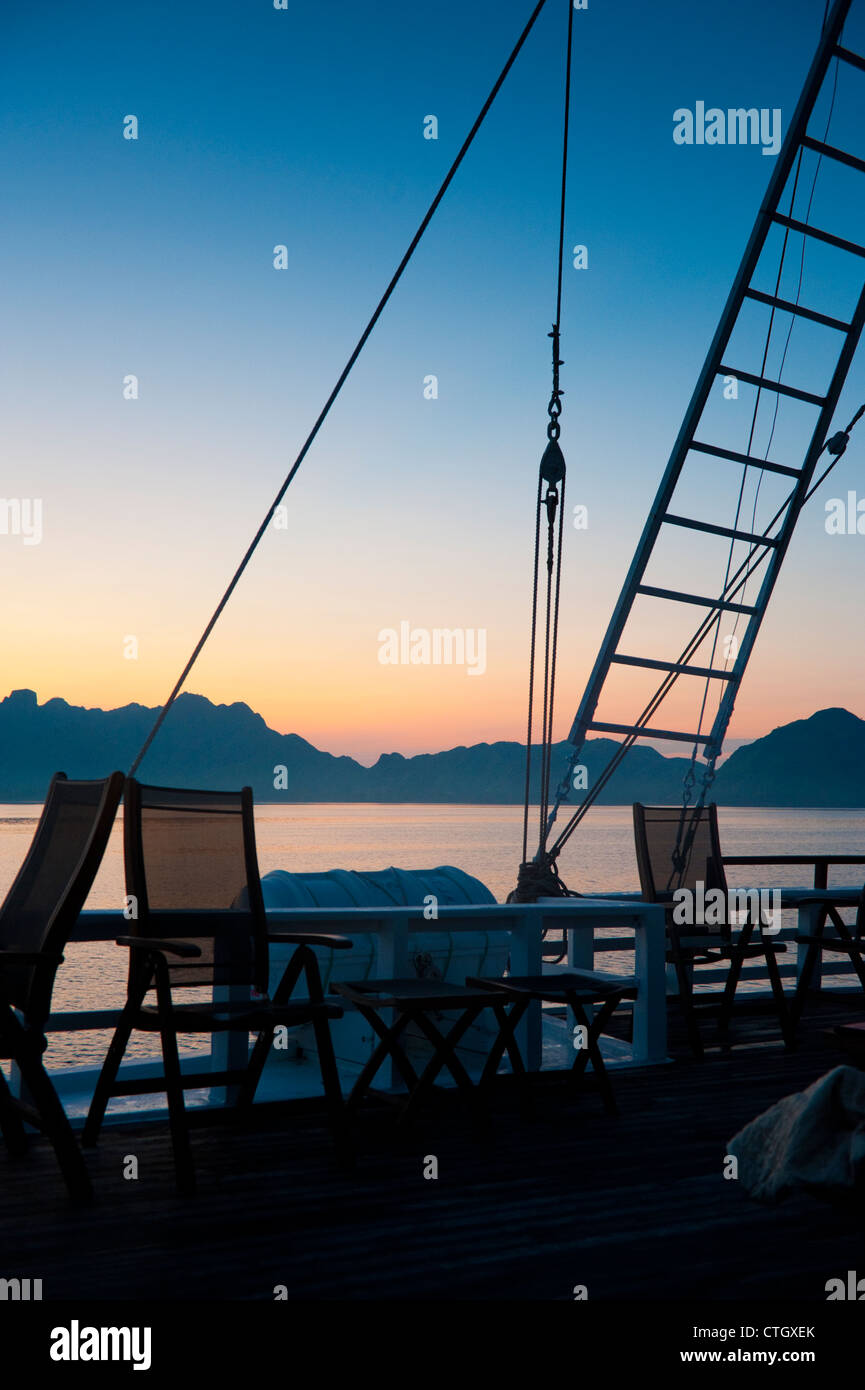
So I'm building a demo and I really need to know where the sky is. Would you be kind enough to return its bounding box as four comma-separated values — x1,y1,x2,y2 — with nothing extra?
2,0,865,765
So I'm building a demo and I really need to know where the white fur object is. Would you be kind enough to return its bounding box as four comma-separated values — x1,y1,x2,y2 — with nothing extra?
727,1065,865,1203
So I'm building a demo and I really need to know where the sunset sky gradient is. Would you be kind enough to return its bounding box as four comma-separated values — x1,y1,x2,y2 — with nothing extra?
2,0,865,764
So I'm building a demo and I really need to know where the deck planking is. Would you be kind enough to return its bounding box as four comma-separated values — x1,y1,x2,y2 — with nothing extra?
2,991,864,1302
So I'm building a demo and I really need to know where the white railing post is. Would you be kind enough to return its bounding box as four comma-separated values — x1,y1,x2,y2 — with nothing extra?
376,912,409,1090
632,903,668,1064
508,909,542,1070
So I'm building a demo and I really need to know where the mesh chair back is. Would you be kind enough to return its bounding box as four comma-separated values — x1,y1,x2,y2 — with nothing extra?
633,803,729,937
0,772,124,1020
124,780,268,995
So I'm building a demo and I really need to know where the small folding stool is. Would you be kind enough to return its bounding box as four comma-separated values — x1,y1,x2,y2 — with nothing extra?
468,970,638,1114
332,978,525,1123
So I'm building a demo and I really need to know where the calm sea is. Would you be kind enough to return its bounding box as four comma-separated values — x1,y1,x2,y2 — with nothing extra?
2,803,864,1067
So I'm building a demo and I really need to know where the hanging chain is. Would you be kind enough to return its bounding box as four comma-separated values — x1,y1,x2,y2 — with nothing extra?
509,0,576,905
547,323,564,441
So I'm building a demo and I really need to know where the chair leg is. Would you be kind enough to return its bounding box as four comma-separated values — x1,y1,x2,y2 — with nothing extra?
154,976,195,1195
236,944,317,1114
763,945,793,1050
83,1001,138,1147
0,1062,29,1158
14,1042,92,1203
401,1006,489,1129
236,1023,274,1112
845,946,865,997
478,997,529,1085
718,953,744,1049
345,1008,419,1110
481,1000,534,1118
568,994,619,1116
719,916,760,1049
790,937,821,1032
669,941,704,1059
311,1010,353,1170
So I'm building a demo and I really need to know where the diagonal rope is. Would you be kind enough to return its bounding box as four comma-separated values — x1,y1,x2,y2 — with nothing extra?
130,0,553,777
546,6,850,857
518,0,574,867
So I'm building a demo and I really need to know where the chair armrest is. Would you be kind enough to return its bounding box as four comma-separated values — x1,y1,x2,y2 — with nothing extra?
115,937,202,958
786,893,845,907
0,950,64,966
268,932,354,950
795,936,864,953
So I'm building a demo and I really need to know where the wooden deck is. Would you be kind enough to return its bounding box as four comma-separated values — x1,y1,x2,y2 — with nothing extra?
3,992,864,1302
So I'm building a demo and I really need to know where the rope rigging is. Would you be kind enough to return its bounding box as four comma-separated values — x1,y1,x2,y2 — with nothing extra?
129,0,554,777
666,45,845,886
511,0,577,904
530,2,865,892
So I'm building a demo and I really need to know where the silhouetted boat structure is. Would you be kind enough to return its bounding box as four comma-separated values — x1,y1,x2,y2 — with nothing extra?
3,0,865,1310
3,995,864,1301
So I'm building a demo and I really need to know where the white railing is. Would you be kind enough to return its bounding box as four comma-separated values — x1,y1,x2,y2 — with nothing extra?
33,871,863,1119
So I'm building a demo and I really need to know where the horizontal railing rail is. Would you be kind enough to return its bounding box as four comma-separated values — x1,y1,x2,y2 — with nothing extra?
46,886,863,1039
723,853,865,888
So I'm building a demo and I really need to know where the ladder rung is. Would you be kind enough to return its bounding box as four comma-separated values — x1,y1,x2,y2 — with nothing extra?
690,439,801,479
636,584,758,615
611,654,736,681
834,44,865,74
772,212,865,260
717,364,825,406
801,135,865,177
664,513,780,548
744,287,851,333
587,721,713,745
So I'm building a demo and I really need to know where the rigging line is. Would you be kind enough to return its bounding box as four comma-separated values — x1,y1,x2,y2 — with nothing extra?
540,0,575,837
538,472,566,844
519,0,574,862
662,45,842,785
803,402,865,501
734,56,840,606
129,0,554,778
546,127,813,849
662,9,844,783
554,0,575,330
551,401,865,856
543,472,566,841
721,54,841,686
521,475,544,865
546,7,852,859
539,519,555,837
689,151,811,758
715,2,844,687
539,0,574,833
549,483,799,854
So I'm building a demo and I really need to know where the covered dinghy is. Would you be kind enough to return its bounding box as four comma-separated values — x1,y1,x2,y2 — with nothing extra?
727,1065,865,1204
261,865,510,1069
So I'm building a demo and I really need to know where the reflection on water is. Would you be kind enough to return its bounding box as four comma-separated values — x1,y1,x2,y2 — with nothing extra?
1,803,863,1068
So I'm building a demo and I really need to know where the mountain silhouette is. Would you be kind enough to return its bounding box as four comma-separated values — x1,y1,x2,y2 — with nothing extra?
0,689,861,806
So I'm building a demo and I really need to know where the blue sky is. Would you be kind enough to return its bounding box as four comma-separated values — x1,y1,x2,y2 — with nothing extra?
1,0,864,761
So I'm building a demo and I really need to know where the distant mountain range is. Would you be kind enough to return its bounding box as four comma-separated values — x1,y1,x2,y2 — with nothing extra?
0,689,862,806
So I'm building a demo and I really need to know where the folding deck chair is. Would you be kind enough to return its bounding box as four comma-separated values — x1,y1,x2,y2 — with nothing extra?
83,780,353,1193
0,771,124,1201
633,802,792,1057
